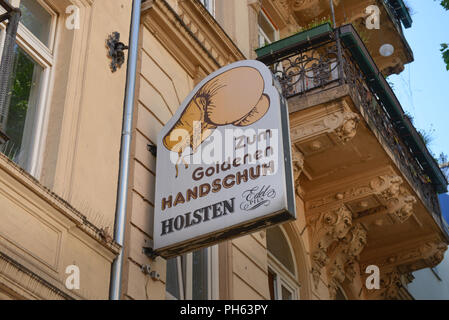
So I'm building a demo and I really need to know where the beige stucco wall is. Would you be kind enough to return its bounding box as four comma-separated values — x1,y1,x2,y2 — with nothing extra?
42,0,133,232
122,24,195,300
0,153,119,300
0,0,132,300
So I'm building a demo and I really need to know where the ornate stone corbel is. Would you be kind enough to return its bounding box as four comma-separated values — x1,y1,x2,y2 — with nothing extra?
291,0,313,11
248,0,263,12
381,271,403,300
308,205,353,288
292,146,305,196
327,223,368,293
290,108,361,147
277,0,292,11
365,271,403,300
422,241,447,267
334,112,361,143
328,281,339,300
386,186,417,223
370,175,403,201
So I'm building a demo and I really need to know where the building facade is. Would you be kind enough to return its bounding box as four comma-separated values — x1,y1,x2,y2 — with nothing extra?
0,0,447,300
407,194,449,300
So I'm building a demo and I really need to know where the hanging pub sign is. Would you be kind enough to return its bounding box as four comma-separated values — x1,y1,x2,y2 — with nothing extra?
152,60,296,258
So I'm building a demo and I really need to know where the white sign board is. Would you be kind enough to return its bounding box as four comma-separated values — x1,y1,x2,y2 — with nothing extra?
153,60,295,258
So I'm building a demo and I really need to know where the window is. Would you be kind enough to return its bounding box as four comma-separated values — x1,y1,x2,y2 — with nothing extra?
199,0,215,16
0,0,56,175
267,226,301,300
258,10,278,47
166,246,219,300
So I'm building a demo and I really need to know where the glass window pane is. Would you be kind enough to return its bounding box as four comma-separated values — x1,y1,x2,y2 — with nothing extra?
258,13,276,43
0,44,42,170
192,248,208,300
267,227,295,275
19,0,52,46
200,0,213,14
268,269,277,300
166,258,181,299
281,285,293,300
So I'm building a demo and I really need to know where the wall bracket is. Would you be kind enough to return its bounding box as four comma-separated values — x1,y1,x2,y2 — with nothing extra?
143,247,159,260
106,32,129,72
147,143,157,157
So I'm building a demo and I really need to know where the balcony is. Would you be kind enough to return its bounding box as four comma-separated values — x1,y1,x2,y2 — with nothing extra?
283,0,413,75
256,23,448,298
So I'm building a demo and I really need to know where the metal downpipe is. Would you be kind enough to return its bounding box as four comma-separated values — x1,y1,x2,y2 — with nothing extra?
109,0,142,300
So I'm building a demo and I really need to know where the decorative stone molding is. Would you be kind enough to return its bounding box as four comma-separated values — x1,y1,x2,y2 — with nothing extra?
372,271,402,300
290,108,360,147
362,240,448,276
265,0,300,34
308,205,353,288
327,223,368,298
271,0,293,22
334,110,361,143
386,186,417,223
398,241,448,273
276,0,291,11
292,146,305,196
308,174,417,224
364,270,415,300
423,241,447,266
248,0,262,13
289,0,341,19
370,175,403,201
0,251,75,300
141,0,245,78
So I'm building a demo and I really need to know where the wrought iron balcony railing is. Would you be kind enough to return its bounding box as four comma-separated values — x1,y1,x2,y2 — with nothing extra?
256,23,448,233
384,0,413,29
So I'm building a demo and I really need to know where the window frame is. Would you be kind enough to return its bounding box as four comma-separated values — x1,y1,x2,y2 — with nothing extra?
267,226,301,300
166,256,185,300
166,245,219,300
199,0,215,17
258,10,279,48
0,0,57,176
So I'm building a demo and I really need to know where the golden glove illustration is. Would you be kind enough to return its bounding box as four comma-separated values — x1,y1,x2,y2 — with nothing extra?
163,66,270,177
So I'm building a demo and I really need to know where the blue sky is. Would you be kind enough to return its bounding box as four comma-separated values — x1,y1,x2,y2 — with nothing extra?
389,1,449,161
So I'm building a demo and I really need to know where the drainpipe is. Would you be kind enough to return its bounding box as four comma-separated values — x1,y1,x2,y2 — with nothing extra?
109,0,142,300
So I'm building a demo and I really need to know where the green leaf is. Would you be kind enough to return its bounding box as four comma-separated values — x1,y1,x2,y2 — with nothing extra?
441,0,449,10
441,43,449,71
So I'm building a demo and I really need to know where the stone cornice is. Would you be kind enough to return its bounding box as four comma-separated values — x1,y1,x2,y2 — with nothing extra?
0,251,76,300
141,0,245,78
264,0,295,29
361,235,448,273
